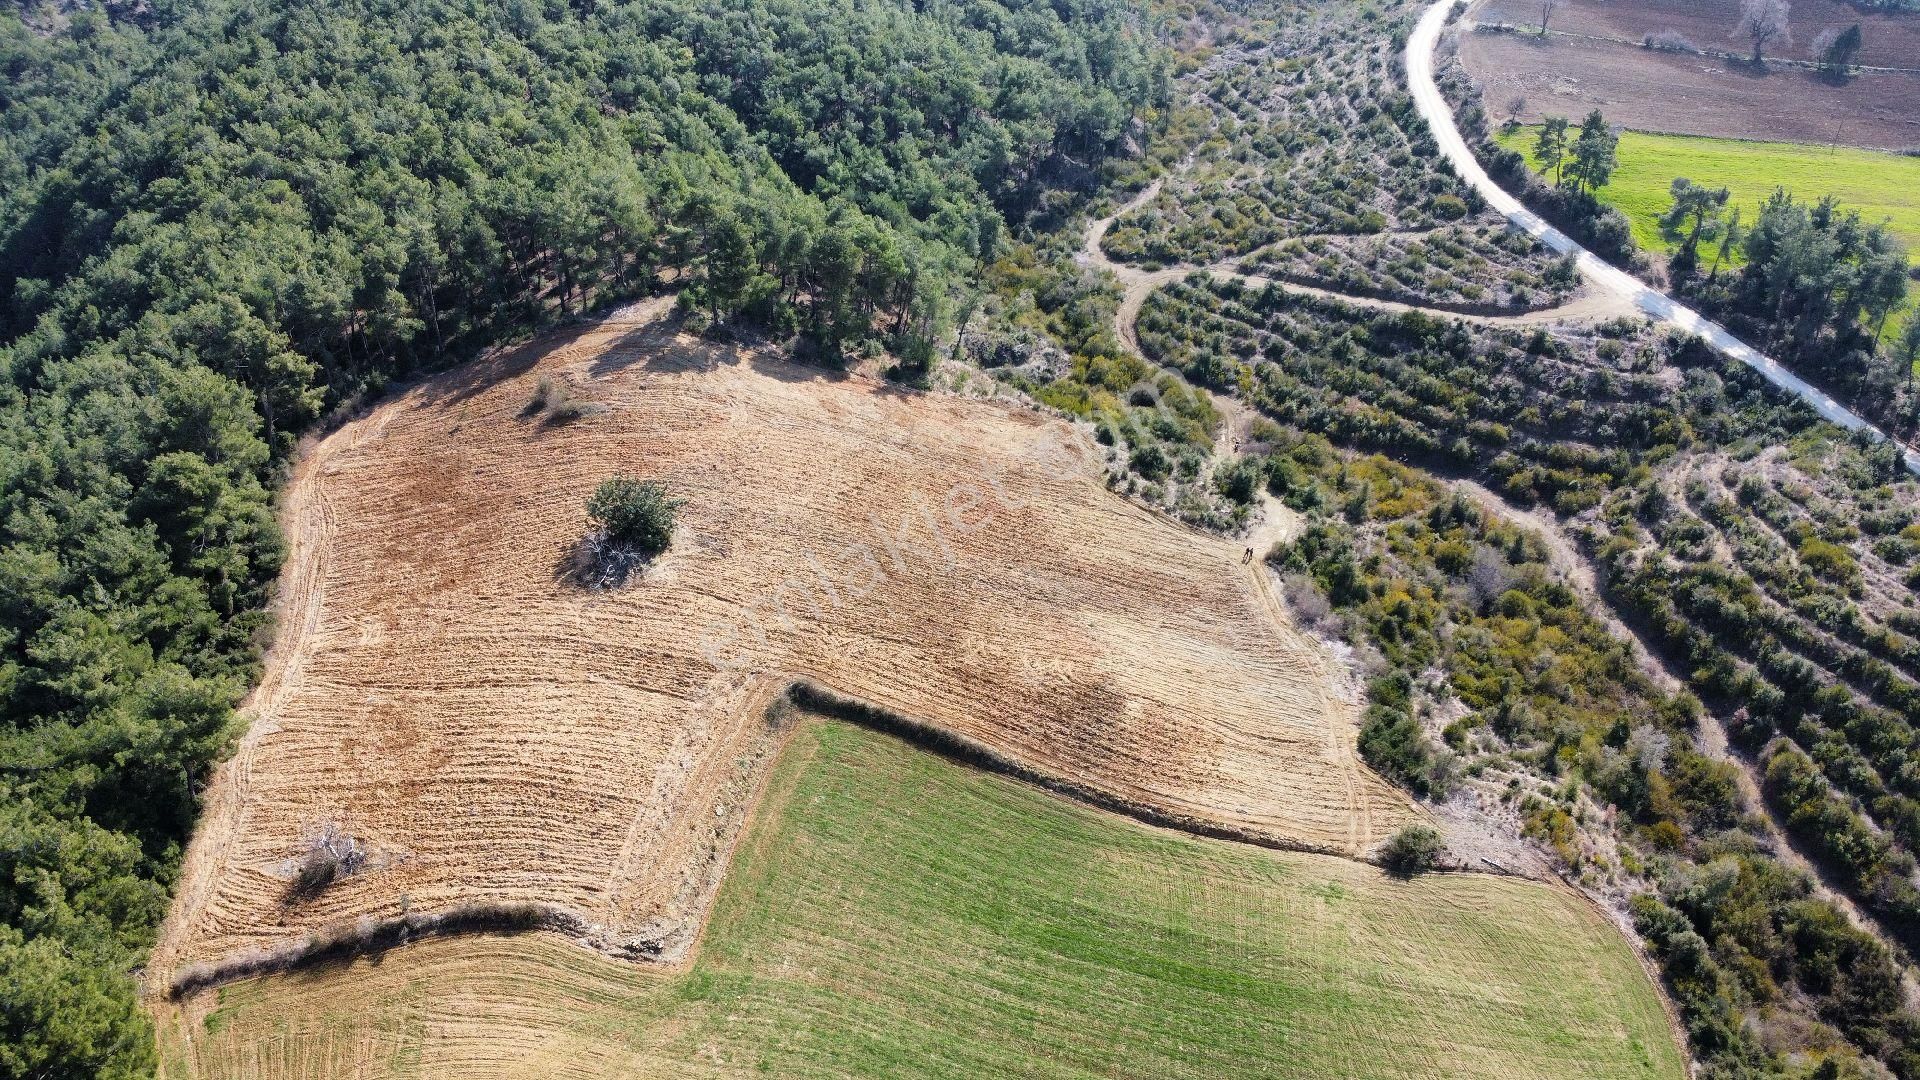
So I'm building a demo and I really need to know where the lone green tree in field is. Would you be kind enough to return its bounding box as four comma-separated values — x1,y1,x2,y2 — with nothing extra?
1379,825,1444,875
1564,111,1619,196
1532,116,1570,187
587,475,683,556
1663,178,1731,281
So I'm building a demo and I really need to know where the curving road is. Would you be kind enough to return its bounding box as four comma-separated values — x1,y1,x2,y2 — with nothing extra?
1080,180,1633,358
1407,0,1920,478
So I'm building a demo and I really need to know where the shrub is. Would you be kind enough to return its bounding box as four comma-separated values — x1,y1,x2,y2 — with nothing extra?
1379,824,1445,874
1431,194,1469,221
551,393,590,422
1281,573,1334,630
1797,537,1858,584
1643,29,1701,54
525,376,560,415
587,475,683,556
525,376,594,421
1215,456,1263,503
1358,688,1454,797
1130,442,1172,479
290,823,365,900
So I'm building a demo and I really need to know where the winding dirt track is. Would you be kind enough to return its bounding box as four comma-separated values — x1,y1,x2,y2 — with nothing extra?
151,302,1414,987
1080,180,1636,357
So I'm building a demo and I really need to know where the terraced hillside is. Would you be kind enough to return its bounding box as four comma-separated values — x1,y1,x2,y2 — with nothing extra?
110,0,1920,1074
1134,273,1920,1074
159,719,1684,1080
1096,0,1578,315
1245,224,1581,313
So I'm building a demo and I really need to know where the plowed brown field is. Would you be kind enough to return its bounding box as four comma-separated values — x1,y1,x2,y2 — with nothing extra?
1477,0,1920,70
1461,0,1920,151
151,300,1413,986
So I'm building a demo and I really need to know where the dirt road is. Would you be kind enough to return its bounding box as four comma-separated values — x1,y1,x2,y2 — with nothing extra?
1078,180,1633,355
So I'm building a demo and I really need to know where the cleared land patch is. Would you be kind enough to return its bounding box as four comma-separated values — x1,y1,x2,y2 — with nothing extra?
1475,0,1920,70
1494,126,1920,256
150,302,1413,988
1459,21,1920,152
160,719,1685,1080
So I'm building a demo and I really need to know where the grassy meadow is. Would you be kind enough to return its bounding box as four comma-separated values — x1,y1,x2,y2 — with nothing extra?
1496,125,1920,351
163,720,1683,1080
1495,126,1920,257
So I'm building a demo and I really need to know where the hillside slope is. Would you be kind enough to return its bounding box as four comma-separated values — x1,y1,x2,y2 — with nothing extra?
159,719,1683,1080
151,301,1413,986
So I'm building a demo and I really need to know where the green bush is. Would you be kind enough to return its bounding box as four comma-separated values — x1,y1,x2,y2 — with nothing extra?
1796,537,1859,584
1129,443,1172,480
1215,456,1264,503
587,475,683,555
1379,824,1444,874
1357,673,1452,797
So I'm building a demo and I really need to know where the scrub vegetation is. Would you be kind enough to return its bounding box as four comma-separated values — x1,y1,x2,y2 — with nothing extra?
1246,224,1582,313
1097,0,1513,267
1140,272,1920,1077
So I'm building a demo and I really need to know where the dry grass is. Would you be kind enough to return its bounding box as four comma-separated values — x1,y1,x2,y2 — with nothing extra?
151,299,1413,987
157,720,1684,1080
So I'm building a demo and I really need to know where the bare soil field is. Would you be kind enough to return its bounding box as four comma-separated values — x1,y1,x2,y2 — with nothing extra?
1460,13,1920,150
1477,0,1920,69
149,300,1413,988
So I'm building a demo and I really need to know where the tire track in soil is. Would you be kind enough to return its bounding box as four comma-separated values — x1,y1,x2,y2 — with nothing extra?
152,417,356,982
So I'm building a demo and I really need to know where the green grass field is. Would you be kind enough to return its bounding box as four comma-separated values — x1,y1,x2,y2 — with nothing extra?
1495,126,1920,258
166,720,1684,1079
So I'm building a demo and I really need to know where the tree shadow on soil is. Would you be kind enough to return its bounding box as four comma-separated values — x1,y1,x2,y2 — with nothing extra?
582,310,858,388
407,322,606,411
552,532,659,591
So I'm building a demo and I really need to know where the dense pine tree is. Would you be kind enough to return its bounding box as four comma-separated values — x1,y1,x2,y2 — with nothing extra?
0,0,1169,1070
